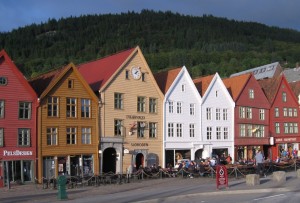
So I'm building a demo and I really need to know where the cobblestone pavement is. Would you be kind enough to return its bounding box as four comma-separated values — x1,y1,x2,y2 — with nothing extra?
0,171,298,203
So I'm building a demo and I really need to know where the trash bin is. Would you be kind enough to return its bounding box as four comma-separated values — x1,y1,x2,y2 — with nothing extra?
57,176,68,200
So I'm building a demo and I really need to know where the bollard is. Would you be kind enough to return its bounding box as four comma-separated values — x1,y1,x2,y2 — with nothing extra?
57,176,68,200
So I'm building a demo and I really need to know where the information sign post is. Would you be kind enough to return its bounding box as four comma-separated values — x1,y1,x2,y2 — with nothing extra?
216,165,228,189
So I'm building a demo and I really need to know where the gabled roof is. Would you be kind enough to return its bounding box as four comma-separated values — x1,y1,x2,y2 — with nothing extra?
258,75,284,104
288,80,300,100
0,49,37,98
193,75,214,96
230,62,281,80
222,73,251,101
154,67,182,94
30,63,98,102
77,47,136,92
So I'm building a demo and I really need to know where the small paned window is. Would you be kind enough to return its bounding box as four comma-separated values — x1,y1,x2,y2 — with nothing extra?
149,98,157,113
81,99,91,118
66,98,77,118
137,121,146,138
18,128,30,146
249,89,254,99
82,127,91,144
0,128,3,147
137,97,146,112
176,123,182,137
19,102,31,119
47,127,57,145
66,127,76,144
207,127,212,140
0,77,7,85
149,122,157,138
68,79,74,89
142,73,145,81
282,92,287,102
114,119,123,136
0,100,4,118
189,124,195,137
125,70,129,79
168,123,174,137
47,97,59,117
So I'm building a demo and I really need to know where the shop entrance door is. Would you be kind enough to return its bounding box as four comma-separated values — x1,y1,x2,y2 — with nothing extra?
135,153,144,170
103,148,116,173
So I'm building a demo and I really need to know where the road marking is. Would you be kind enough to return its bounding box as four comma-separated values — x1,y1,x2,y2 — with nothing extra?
253,194,286,201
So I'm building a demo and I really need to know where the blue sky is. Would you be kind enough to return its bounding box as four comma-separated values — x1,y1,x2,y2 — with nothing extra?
1,0,300,32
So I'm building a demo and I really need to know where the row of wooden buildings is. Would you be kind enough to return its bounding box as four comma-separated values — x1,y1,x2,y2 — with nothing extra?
0,46,300,186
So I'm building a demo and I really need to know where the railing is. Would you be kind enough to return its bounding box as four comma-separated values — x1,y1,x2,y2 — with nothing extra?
38,159,300,190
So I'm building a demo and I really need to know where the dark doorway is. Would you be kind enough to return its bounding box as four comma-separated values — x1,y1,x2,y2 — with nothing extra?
165,150,175,168
135,153,144,170
195,149,203,162
103,148,116,173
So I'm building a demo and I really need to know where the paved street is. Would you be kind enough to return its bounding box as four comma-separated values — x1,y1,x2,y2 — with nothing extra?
0,171,299,203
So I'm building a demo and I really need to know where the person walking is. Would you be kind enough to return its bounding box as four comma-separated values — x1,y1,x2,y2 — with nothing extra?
255,150,265,177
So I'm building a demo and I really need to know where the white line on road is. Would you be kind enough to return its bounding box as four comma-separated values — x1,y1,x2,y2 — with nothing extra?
253,194,286,201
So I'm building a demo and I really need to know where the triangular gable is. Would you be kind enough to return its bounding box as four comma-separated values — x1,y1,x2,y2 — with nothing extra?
77,47,136,92
154,67,182,94
0,49,37,99
223,73,251,101
201,73,235,105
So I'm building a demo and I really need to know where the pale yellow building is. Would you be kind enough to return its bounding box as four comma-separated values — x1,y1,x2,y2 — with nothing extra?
78,46,163,174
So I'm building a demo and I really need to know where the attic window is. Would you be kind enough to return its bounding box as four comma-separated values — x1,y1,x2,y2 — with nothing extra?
142,73,145,81
0,77,7,85
181,84,185,92
125,70,129,79
68,79,74,89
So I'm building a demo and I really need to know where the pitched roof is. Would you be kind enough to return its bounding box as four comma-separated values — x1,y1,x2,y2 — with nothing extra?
29,67,65,97
258,75,282,104
230,62,281,80
154,67,182,94
77,47,136,91
222,73,251,101
193,75,214,96
0,49,37,98
289,80,300,100
282,67,300,83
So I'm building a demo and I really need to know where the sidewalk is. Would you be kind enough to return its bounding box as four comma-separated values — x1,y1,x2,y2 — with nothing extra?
0,171,298,202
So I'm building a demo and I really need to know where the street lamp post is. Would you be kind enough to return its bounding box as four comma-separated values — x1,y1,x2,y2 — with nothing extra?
98,150,103,176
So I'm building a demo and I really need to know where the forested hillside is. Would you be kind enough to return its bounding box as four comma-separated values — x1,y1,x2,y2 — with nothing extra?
1,10,300,78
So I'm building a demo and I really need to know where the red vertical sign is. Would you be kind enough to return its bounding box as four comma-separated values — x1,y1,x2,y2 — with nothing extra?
216,165,228,189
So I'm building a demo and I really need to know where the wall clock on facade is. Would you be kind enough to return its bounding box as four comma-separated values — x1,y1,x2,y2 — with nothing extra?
131,66,141,80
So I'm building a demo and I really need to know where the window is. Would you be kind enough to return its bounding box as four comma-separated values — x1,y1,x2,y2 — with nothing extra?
275,123,280,134
288,108,293,117
283,108,287,117
249,89,254,99
114,93,123,109
247,125,252,137
82,127,91,144
149,122,157,138
47,97,59,117
256,126,265,138
0,76,7,85
215,90,218,97
239,107,245,118
282,92,287,102
137,97,145,112
67,127,76,144
176,123,182,137
142,73,145,81
216,127,221,139
0,128,3,147
189,124,195,137
240,124,245,137
289,123,294,133
177,102,182,114
81,99,91,118
294,108,298,117
68,79,74,88
137,122,146,138
284,123,288,134
125,70,129,79
47,127,57,145
207,127,212,140
275,108,279,117
114,119,123,136
149,98,157,113
294,123,298,133
216,108,221,120
259,109,265,120
19,102,31,119
66,98,77,118
190,104,195,115
0,100,4,118
246,107,252,119
168,101,173,113
206,108,212,120
168,123,174,137
181,84,185,92
18,128,30,146
223,127,228,139
223,109,228,120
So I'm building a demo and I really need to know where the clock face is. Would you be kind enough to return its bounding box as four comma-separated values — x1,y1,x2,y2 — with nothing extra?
131,67,141,79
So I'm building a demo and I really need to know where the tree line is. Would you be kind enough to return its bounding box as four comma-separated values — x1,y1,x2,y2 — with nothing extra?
0,10,300,78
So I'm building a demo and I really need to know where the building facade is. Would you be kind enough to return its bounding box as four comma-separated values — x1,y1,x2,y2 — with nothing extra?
0,50,38,187
78,46,163,174
30,63,99,183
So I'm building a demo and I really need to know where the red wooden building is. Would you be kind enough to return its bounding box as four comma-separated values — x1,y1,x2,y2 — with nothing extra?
0,50,38,187
259,75,300,160
223,73,271,161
